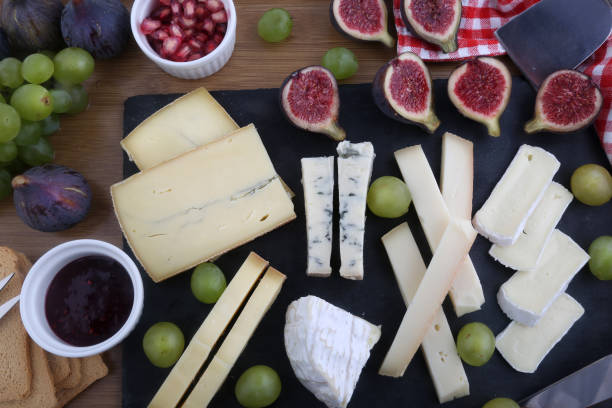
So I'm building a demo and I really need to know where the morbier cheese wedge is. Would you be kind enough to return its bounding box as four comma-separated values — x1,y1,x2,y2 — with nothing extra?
498,230,589,326
395,144,484,317
382,223,469,403
182,267,286,408
302,157,334,277
441,132,473,220
121,88,238,170
490,182,573,271
496,293,584,373
337,141,375,280
473,145,560,246
148,253,268,408
284,296,380,408
111,124,296,282
379,219,477,377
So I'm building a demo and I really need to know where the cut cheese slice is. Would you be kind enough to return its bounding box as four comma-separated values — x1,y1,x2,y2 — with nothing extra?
382,223,469,403
395,144,484,317
111,124,296,282
121,88,238,170
498,230,589,326
182,267,286,408
490,182,573,271
441,132,473,220
148,253,268,408
379,219,477,377
496,293,584,373
302,157,334,277
473,145,560,247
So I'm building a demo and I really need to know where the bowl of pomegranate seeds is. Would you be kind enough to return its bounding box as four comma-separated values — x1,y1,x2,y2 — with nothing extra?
131,0,236,79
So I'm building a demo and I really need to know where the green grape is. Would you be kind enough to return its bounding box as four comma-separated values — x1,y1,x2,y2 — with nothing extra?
0,94,5,104
0,141,17,163
142,322,185,368
10,84,54,121
60,84,89,114
50,89,72,113
18,136,54,166
21,53,54,85
257,8,292,43
589,236,612,280
0,103,21,143
571,164,612,206
191,262,226,304
0,58,24,89
367,176,411,218
235,365,282,408
41,114,60,136
0,169,10,200
482,398,520,408
53,48,95,85
321,47,359,80
456,322,495,367
14,120,43,146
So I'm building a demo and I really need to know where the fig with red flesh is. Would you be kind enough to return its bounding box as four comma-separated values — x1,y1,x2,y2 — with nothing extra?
448,57,511,137
372,52,440,133
330,0,394,48
525,70,603,134
401,0,462,53
280,66,346,141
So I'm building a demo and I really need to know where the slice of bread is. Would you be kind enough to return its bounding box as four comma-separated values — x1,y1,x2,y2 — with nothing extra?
46,353,70,385
57,359,81,390
54,355,108,408
0,247,32,402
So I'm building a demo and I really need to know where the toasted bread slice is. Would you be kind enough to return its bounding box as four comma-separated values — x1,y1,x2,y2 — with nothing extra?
57,359,81,390
47,353,70,385
54,355,108,408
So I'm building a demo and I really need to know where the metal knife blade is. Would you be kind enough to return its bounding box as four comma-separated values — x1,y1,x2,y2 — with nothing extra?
495,0,612,88
0,272,14,292
521,354,612,408
0,295,20,321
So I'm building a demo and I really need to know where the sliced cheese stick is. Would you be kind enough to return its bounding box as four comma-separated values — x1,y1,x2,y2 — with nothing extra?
382,223,469,403
441,132,473,220
395,144,484,317
379,219,477,377
490,182,573,271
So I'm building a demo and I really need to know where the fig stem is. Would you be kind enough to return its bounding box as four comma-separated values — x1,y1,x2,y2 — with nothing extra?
11,175,27,189
524,118,544,134
323,122,347,141
441,38,458,53
424,112,441,134
486,120,501,137
379,31,395,48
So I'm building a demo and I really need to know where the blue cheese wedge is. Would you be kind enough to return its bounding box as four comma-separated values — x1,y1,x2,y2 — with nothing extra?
337,141,375,280
284,296,380,408
301,157,334,277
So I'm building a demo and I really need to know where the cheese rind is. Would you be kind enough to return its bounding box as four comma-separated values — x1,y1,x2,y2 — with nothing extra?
498,230,589,326
473,145,560,246
382,223,469,403
496,293,584,373
441,132,473,220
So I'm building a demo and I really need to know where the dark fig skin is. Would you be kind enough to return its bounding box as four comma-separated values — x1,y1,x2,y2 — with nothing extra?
0,29,12,60
329,0,395,47
12,164,92,232
400,0,461,53
0,0,64,52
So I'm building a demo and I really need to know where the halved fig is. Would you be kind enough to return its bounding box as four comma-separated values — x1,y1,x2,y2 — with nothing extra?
448,57,511,137
525,70,603,134
401,0,462,53
330,0,394,48
280,66,346,141
372,52,440,133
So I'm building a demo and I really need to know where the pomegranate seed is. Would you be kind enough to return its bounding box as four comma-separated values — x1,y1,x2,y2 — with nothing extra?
159,7,172,20
188,53,203,61
162,37,181,56
175,44,192,59
205,0,224,12
201,18,214,34
177,0,184,3
140,18,162,34
195,32,208,42
151,29,169,41
213,32,223,44
183,28,195,39
179,16,196,28
204,40,217,54
170,0,181,15
151,6,166,18
195,5,209,19
159,0,171,5
188,38,203,50
210,10,227,23
216,23,226,34
183,0,196,18
169,23,184,38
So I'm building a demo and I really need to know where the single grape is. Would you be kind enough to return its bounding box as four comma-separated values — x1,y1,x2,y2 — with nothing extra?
191,262,226,304
60,84,89,114
257,9,292,43
0,103,21,143
41,114,60,136
14,120,43,146
0,58,24,89
142,322,185,368
482,398,519,408
0,141,17,163
21,53,55,85
571,164,612,206
367,176,412,218
10,84,54,121
235,365,282,408
589,236,612,280
0,94,5,104
0,169,10,200
321,47,359,80
456,322,495,367
53,48,95,85
18,136,54,166
50,89,72,113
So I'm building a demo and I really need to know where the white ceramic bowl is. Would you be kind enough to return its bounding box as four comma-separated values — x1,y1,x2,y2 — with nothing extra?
130,0,237,79
20,240,144,358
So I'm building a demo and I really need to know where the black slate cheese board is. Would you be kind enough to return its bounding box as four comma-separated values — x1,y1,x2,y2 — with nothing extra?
121,78,612,408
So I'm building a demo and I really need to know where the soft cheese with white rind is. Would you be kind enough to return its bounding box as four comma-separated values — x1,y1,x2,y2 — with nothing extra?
496,293,584,373
440,132,473,220
382,223,469,403
337,141,375,280
284,296,381,408
498,229,589,326
490,182,573,271
302,157,334,277
473,145,560,246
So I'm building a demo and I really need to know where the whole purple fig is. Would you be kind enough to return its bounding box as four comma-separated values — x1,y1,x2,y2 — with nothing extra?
12,164,92,232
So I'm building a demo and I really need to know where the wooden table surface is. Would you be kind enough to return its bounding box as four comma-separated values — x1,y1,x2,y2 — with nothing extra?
0,1,515,406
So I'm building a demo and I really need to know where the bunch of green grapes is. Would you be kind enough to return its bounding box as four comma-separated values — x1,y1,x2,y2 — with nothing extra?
0,47,94,200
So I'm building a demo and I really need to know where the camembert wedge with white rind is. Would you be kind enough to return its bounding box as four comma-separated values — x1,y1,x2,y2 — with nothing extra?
379,219,477,378
496,293,584,373
148,253,268,408
473,144,560,247
111,124,296,282
498,229,589,326
382,223,469,403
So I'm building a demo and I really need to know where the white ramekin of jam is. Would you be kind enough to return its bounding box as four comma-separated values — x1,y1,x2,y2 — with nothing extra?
20,239,144,357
